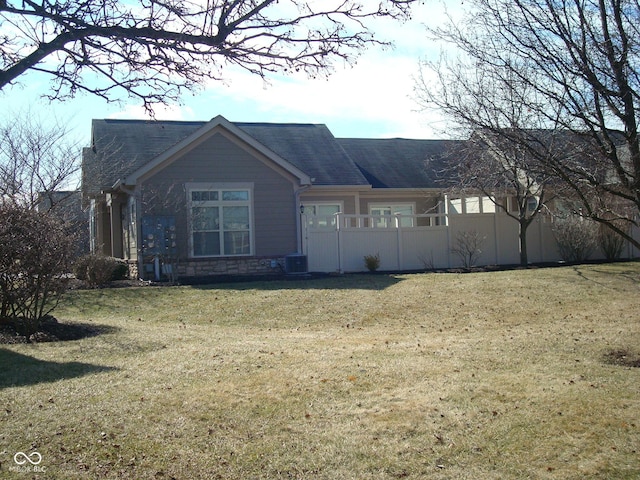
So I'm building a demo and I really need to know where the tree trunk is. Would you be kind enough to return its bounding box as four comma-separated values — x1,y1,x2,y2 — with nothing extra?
519,220,529,266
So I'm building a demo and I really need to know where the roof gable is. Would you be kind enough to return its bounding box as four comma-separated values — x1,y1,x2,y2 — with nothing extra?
122,115,312,186
83,118,204,197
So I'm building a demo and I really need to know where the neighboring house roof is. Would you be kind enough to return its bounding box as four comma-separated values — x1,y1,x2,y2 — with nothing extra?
82,115,457,198
337,138,464,188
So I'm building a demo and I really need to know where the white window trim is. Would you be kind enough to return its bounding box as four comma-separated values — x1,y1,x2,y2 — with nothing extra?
186,182,254,258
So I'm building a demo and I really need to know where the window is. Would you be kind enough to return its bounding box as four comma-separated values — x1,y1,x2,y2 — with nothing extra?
303,203,341,228
189,186,252,257
449,198,463,214
369,204,414,227
465,197,481,214
449,196,496,214
482,196,496,213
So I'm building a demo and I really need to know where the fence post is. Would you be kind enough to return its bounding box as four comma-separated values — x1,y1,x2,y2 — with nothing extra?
336,212,343,273
444,195,452,268
396,214,403,270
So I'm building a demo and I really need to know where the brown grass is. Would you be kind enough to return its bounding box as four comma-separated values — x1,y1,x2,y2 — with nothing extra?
1,262,639,479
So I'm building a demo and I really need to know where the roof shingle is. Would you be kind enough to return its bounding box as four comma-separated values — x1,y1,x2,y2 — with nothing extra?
82,118,457,197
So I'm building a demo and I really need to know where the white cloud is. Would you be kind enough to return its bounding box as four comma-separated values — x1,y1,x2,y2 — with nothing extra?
192,0,461,138
107,103,196,121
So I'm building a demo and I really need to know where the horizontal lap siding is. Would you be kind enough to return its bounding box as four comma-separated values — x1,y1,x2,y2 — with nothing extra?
142,132,297,258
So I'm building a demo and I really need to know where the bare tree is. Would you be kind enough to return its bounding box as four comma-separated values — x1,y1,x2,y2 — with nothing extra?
418,57,557,265
0,111,81,209
0,1,415,109
417,0,640,251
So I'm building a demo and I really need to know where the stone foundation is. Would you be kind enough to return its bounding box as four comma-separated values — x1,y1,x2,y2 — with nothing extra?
127,259,139,280
181,256,285,277
136,256,286,281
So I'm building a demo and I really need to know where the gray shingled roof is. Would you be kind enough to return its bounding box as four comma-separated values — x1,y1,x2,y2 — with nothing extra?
337,138,463,188
83,119,205,197
236,123,369,187
82,119,457,199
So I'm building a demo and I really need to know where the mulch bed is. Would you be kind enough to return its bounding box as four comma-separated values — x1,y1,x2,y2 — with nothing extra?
0,316,113,344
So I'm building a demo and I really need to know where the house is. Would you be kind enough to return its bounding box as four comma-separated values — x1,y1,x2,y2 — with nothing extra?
82,115,463,279
82,115,638,279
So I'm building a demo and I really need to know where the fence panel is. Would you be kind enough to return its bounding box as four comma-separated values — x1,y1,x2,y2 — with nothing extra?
399,227,450,269
304,228,339,272
303,212,636,273
339,228,400,272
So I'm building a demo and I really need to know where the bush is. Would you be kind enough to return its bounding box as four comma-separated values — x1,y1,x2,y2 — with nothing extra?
552,214,598,262
74,254,129,287
111,259,129,281
0,204,74,338
598,222,626,260
364,253,381,272
451,230,485,268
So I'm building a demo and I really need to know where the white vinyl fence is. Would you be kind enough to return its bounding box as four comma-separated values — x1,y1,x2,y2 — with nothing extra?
302,212,638,273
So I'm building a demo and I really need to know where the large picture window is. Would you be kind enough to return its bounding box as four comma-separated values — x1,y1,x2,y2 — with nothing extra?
189,186,252,257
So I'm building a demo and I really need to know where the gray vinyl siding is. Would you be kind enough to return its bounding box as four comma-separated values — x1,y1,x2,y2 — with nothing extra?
140,132,298,258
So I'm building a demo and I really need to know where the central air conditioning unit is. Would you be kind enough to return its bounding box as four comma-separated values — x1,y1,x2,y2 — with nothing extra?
284,254,308,274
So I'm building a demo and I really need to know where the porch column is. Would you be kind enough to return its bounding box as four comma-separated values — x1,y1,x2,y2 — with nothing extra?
107,193,124,258
95,200,112,256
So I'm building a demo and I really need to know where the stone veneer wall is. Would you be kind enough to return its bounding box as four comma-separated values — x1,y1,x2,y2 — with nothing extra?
127,260,139,280
178,257,286,277
131,257,286,280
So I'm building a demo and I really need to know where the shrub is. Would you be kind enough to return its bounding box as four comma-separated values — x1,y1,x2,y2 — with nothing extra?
111,259,130,281
0,204,74,338
451,230,485,268
552,214,598,262
74,254,129,287
364,253,381,272
598,222,626,260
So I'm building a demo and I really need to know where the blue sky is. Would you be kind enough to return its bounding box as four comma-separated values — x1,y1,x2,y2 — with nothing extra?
1,1,463,145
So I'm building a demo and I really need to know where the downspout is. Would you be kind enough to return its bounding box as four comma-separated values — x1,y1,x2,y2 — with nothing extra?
294,183,312,254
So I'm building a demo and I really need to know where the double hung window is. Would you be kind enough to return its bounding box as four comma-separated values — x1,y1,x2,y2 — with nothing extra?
189,186,252,257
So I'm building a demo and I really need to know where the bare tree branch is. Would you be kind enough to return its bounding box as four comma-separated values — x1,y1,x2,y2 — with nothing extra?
416,0,640,252
0,110,81,209
0,1,415,110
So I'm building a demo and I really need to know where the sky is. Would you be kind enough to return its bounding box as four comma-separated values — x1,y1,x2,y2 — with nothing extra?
1,1,465,145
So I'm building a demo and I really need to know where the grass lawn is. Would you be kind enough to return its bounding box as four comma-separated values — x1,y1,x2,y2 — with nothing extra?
1,262,639,479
